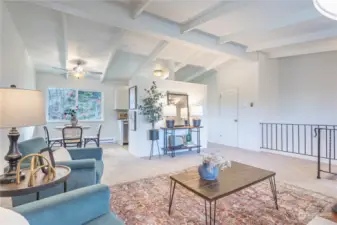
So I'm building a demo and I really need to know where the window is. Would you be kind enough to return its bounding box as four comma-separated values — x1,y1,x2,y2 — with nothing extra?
48,88,103,121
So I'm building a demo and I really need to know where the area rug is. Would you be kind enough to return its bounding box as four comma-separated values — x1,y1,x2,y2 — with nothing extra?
110,167,336,225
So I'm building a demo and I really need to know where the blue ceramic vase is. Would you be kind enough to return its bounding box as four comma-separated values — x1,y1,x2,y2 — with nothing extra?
198,163,219,181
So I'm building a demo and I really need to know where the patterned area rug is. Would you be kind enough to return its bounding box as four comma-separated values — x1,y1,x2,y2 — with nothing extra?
110,167,336,225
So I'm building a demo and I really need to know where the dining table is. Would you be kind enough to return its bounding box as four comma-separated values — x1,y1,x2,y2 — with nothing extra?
54,125,92,130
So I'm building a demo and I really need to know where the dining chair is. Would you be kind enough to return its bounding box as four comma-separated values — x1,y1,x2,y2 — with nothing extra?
43,126,63,148
84,124,102,147
62,126,83,148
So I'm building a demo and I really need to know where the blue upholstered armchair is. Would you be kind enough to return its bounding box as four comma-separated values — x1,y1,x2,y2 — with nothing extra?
14,184,124,225
12,137,104,206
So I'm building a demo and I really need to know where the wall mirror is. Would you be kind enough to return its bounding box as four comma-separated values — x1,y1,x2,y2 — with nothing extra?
167,92,189,126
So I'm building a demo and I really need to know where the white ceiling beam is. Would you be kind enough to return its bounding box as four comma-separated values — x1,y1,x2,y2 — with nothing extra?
132,40,168,78
131,0,152,19
101,49,117,83
247,28,337,52
174,51,201,72
268,39,337,58
33,1,255,61
60,13,68,79
101,31,125,83
184,57,229,82
218,8,323,45
180,1,247,34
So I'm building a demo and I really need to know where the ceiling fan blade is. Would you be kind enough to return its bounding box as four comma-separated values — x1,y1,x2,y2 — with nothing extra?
52,67,68,71
87,71,103,75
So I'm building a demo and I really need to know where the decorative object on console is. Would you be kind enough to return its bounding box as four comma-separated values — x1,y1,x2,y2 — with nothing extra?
138,81,164,159
191,105,203,127
163,105,176,128
168,135,185,149
63,107,78,126
313,0,337,21
198,153,231,181
16,153,56,186
0,85,46,184
129,85,137,110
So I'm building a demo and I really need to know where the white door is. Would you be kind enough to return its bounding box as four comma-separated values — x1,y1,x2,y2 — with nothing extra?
220,88,239,147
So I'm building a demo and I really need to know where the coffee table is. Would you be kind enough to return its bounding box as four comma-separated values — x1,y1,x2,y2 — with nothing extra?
168,161,278,225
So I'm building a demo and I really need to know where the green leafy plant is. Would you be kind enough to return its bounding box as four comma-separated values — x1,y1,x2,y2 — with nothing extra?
138,81,164,129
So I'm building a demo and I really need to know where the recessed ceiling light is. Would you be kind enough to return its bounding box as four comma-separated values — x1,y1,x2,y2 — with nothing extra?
313,0,337,21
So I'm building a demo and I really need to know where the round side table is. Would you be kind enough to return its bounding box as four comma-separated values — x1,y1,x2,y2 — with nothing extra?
0,165,71,200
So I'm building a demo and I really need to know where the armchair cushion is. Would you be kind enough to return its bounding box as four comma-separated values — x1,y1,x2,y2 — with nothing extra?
53,147,72,162
68,147,103,161
14,184,124,225
18,137,47,156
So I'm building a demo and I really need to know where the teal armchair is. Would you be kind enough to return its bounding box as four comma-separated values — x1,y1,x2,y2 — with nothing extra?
14,184,124,225
12,137,104,206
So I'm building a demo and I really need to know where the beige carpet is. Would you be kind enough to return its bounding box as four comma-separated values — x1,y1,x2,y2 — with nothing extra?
110,167,336,225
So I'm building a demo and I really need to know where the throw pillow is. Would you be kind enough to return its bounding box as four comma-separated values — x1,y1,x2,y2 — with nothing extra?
53,147,72,162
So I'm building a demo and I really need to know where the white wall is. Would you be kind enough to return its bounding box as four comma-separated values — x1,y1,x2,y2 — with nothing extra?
0,4,36,178
278,51,337,124
258,53,280,122
200,60,260,151
35,73,128,141
128,76,208,157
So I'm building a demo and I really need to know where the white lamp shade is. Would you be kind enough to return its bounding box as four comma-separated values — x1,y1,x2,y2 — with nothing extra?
313,0,337,20
163,105,177,117
181,107,188,118
0,207,30,225
0,88,46,128
190,105,203,117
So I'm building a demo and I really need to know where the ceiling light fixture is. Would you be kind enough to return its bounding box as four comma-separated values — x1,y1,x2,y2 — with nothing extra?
313,0,337,20
153,69,163,77
73,72,84,79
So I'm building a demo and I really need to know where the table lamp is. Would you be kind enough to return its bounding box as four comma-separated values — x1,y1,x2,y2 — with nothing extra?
163,105,176,128
0,85,46,184
180,107,189,126
190,105,203,127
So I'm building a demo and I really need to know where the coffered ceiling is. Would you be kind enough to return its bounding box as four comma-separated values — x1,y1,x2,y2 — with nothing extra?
5,0,337,82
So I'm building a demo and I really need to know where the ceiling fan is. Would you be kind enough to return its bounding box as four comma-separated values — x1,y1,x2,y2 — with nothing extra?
53,59,102,79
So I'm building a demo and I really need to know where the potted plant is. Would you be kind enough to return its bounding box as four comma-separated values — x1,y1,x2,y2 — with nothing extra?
138,81,164,141
63,107,78,126
198,153,231,181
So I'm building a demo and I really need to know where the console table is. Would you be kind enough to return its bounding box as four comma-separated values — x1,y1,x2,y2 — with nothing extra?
160,126,203,157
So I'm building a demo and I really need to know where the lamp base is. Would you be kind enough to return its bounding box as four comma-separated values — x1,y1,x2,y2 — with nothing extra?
1,127,25,184
193,119,201,127
0,171,25,184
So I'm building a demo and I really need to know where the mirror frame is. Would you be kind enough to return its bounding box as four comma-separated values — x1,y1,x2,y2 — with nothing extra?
166,92,189,126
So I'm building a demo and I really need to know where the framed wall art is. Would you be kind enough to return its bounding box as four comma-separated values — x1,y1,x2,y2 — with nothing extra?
129,111,137,131
129,86,137,110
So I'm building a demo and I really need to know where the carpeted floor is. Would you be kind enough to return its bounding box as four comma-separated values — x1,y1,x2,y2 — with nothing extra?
110,167,336,225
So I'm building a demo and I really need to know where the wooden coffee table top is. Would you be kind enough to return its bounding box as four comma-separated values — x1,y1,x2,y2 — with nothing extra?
170,161,275,201
0,166,71,197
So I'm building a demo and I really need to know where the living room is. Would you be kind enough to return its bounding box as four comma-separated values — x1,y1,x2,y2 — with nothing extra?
1,0,337,224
